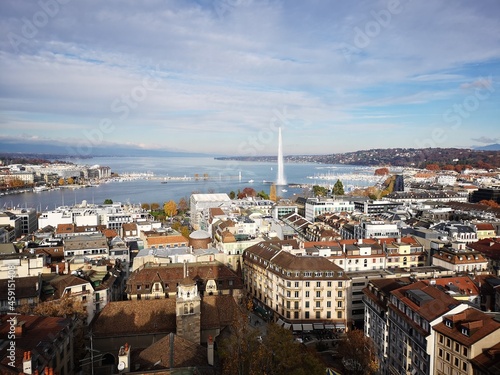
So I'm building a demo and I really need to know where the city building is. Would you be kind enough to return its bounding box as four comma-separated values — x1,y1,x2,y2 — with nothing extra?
189,193,232,231
126,261,243,301
433,308,500,375
387,281,467,375
243,239,350,331
0,314,74,375
304,197,354,221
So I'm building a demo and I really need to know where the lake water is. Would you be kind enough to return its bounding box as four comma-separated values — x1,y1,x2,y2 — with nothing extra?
1,156,382,210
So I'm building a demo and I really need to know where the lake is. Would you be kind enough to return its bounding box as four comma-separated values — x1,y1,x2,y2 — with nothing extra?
0,156,382,210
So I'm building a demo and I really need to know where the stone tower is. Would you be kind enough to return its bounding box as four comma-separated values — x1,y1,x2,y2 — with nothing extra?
176,276,201,344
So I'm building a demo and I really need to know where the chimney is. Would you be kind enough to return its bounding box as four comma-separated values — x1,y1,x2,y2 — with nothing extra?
207,335,214,366
117,343,131,373
358,238,363,245
23,351,33,374
15,320,25,337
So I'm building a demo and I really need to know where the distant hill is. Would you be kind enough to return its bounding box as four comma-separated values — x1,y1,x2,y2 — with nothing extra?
473,143,500,151
0,140,206,158
217,147,500,168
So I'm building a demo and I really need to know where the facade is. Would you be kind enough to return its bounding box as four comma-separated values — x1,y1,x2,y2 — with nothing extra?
433,308,500,375
63,233,109,260
353,220,401,240
5,208,38,235
363,278,413,374
352,199,400,215
432,245,489,274
189,193,232,230
243,239,350,330
0,314,74,375
387,281,468,375
304,197,354,221
126,261,244,301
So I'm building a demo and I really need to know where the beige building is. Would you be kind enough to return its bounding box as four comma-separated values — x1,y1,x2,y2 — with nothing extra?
244,239,350,331
433,308,500,375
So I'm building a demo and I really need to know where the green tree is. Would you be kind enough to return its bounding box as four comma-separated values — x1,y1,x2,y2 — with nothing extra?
104,199,113,204
333,179,345,195
257,190,270,199
312,185,328,197
229,191,236,199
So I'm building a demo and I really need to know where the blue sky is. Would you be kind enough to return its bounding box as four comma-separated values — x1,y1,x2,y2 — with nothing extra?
0,0,499,156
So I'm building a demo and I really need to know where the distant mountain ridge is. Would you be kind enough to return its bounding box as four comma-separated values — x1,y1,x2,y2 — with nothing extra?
217,147,500,168
473,143,500,151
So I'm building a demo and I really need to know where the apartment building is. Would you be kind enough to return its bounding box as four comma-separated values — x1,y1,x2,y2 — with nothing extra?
363,278,413,374
433,308,500,375
304,197,354,221
243,239,350,331
126,261,244,301
387,281,468,375
432,245,489,274
190,193,232,230
0,315,74,375
63,233,109,260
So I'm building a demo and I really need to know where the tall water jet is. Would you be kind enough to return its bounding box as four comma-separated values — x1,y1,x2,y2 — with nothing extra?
276,127,287,186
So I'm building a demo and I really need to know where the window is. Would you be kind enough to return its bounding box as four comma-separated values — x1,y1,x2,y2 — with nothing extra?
455,343,460,352
305,301,310,308
316,281,321,287
337,301,342,308
463,347,468,357
462,362,467,371
327,311,331,319
305,291,310,298
294,291,299,298
305,282,310,287
338,291,343,298
438,348,443,358
316,301,321,308
316,291,321,298
305,311,309,319
337,311,342,319
338,281,343,287
316,311,320,319
327,291,332,297
327,301,331,308
327,281,332,287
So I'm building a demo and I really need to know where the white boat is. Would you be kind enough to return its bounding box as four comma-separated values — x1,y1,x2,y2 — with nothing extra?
248,180,254,183
281,189,287,192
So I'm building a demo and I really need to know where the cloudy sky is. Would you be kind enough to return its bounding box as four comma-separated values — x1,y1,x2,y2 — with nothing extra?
0,0,499,156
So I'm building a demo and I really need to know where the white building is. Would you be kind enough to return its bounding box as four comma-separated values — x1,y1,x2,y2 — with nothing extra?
190,193,232,231
304,197,354,221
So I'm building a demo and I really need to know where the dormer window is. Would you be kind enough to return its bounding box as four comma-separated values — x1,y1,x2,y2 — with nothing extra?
461,327,469,336
445,319,453,328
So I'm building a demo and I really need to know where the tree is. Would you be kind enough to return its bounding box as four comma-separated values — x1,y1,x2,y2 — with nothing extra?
67,177,74,185
151,202,160,211
374,167,389,176
333,179,345,195
141,203,151,211
104,199,113,204
219,313,325,375
229,191,236,199
479,199,500,208
313,185,328,197
337,329,378,375
425,163,440,171
238,187,257,199
257,190,270,200
58,178,66,186
163,200,178,217
177,197,188,213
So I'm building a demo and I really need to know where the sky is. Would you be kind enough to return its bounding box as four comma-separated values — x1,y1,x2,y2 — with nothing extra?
0,0,499,156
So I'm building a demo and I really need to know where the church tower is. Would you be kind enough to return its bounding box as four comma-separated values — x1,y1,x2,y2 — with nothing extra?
176,275,201,344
